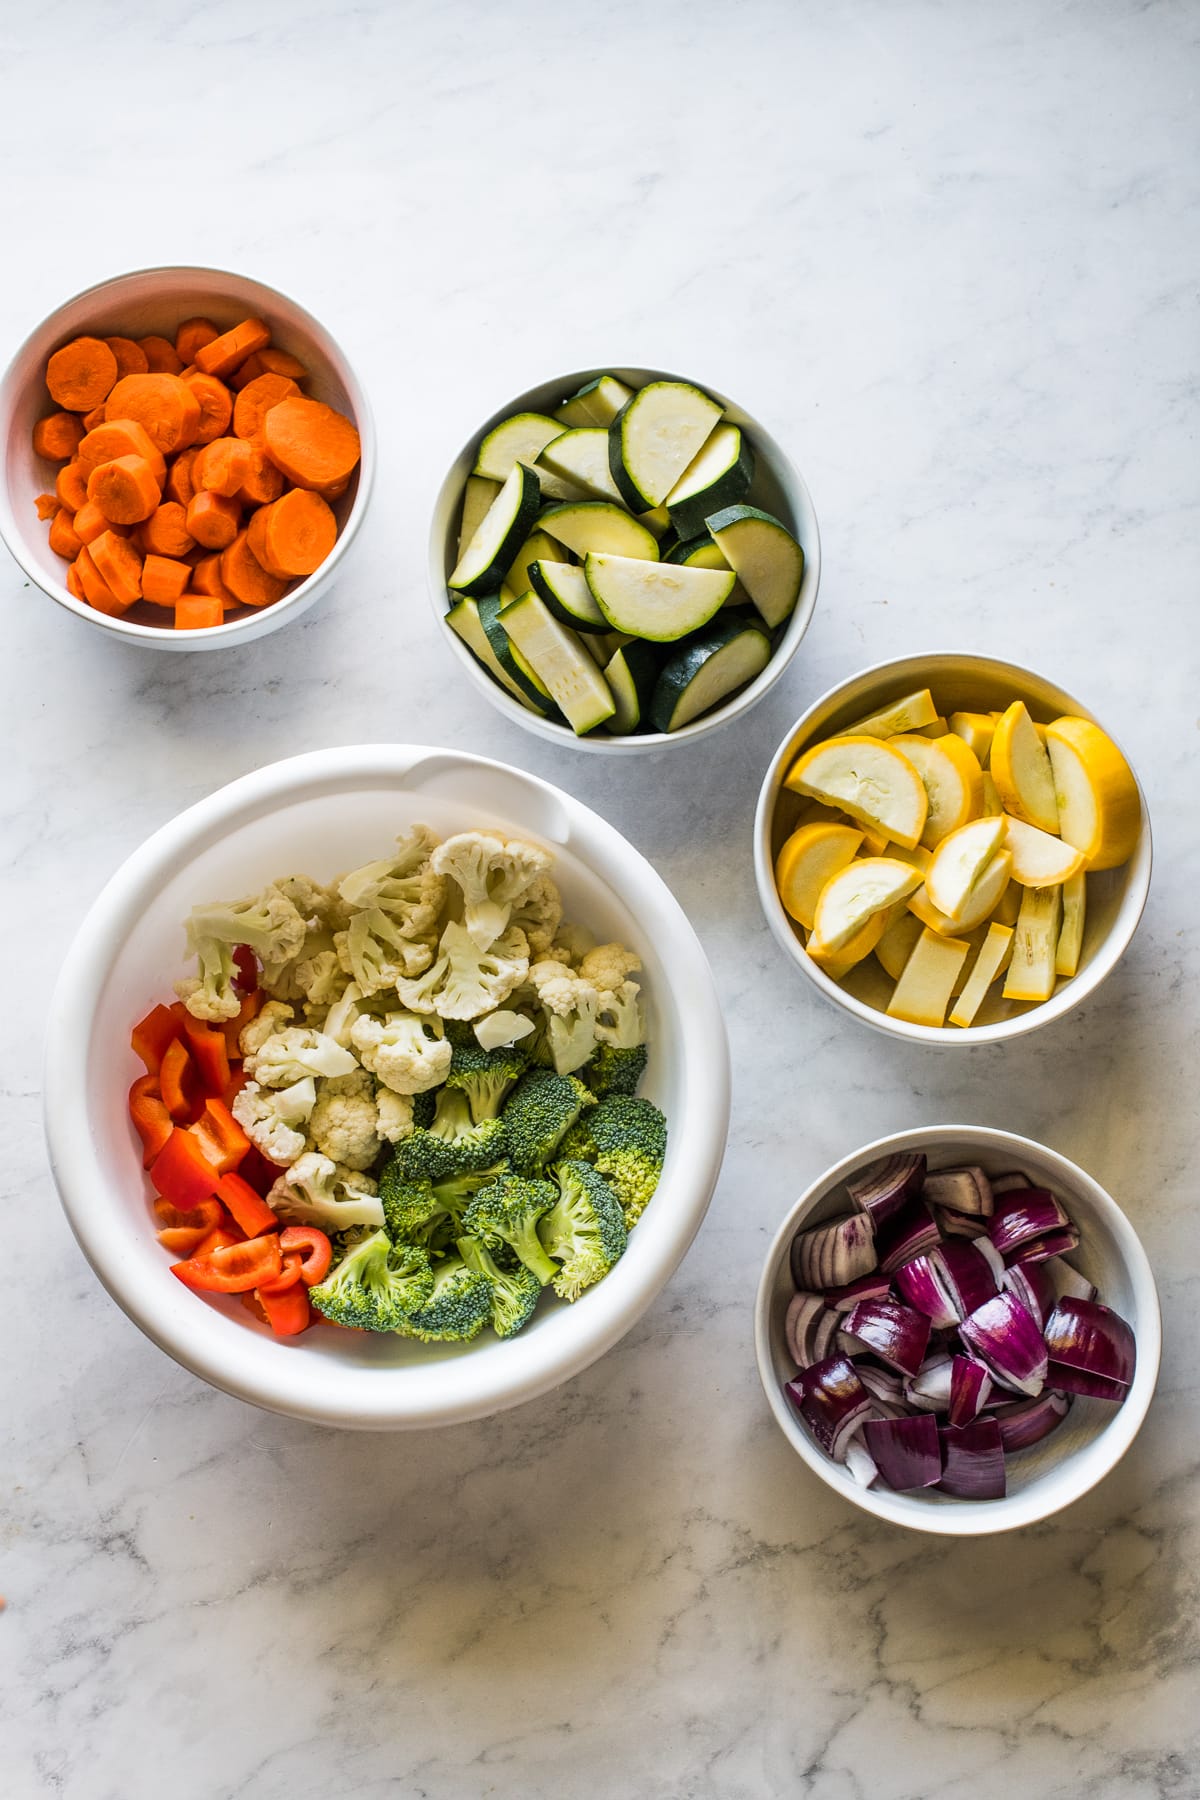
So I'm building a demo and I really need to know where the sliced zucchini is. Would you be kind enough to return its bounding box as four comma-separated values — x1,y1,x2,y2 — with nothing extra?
557,374,635,429
520,459,587,504
664,535,730,570
477,593,558,715
537,429,625,504
498,591,616,734
527,559,608,633
538,501,660,562
456,476,500,561
604,642,661,734
584,628,636,667
637,504,672,538
445,598,536,711
583,552,733,641
448,463,541,596
473,413,564,481
506,528,570,601
706,504,804,629
665,424,754,538
650,616,772,732
608,380,724,510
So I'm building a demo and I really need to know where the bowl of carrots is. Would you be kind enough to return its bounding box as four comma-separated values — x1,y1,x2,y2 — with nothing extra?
0,265,374,647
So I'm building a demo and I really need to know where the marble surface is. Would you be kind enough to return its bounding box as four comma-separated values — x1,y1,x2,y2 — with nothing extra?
2,2,1198,1795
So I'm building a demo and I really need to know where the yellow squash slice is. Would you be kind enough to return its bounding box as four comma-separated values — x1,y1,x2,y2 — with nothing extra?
1003,884,1063,1003
845,688,938,739
774,821,863,931
924,815,1008,920
784,735,928,849
890,733,984,850
887,928,972,1027
1055,868,1087,977
1045,716,1141,870
1003,816,1087,887
909,848,1013,936
810,857,924,956
991,701,1060,834
806,909,888,980
949,923,1015,1027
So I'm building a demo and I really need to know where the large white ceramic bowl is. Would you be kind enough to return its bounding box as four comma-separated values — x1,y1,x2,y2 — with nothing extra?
427,365,821,751
43,746,730,1428
755,1126,1161,1535
754,653,1152,1044
0,265,374,649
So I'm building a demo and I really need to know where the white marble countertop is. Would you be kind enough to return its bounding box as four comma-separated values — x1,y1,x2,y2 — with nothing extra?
3,3,1198,1795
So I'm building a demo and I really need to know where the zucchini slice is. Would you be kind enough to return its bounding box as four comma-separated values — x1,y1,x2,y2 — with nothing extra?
664,535,730,570
521,459,587,504
538,501,660,562
650,616,772,732
445,598,536,711
665,424,754,538
537,428,625,504
608,380,724,510
473,413,564,481
583,552,734,641
456,475,500,561
506,528,570,602
706,503,804,629
604,641,661,734
528,559,608,633
557,374,635,429
498,591,616,734
449,463,541,596
637,504,672,538
477,593,558,715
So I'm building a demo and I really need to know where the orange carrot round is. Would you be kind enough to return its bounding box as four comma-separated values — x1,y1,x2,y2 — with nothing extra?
90,529,144,605
175,594,225,630
186,491,241,550
46,336,119,411
141,501,196,559
257,346,308,381
194,317,271,380
220,529,288,607
229,353,266,392
56,461,90,511
73,499,131,545
82,404,108,433
141,554,192,606
105,373,201,455
75,545,128,614
104,336,150,379
237,439,286,507
233,374,299,441
244,508,288,577
48,509,83,559
193,437,254,498
79,419,167,484
165,446,200,507
32,411,86,462
257,488,336,577
190,553,235,601
261,396,360,490
138,334,184,375
66,560,86,602
180,370,233,445
34,492,60,521
87,454,162,525
175,317,219,363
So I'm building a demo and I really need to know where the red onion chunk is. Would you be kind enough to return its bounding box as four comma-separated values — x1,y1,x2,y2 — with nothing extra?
990,1170,1033,1195
857,1363,906,1406
863,1414,942,1490
1046,1361,1129,1402
960,1292,1048,1397
995,1391,1071,1451
934,1239,999,1320
1007,1228,1080,1266
1002,1258,1055,1329
987,1189,1069,1256
786,1356,873,1459
1044,1297,1136,1388
842,1297,931,1377
907,1355,955,1411
844,1439,879,1488
948,1355,992,1426
823,1271,893,1313
922,1165,994,1217
895,1254,958,1330
938,1418,1006,1498
785,1292,826,1368
846,1151,928,1227
936,1205,988,1239
791,1212,877,1290
1044,1256,1097,1304
876,1199,940,1275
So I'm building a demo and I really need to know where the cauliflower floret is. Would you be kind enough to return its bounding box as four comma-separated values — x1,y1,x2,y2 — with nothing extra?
337,824,446,942
351,1011,452,1094
549,921,596,968
527,959,601,1076
248,1026,359,1087
295,948,350,1009
266,1152,385,1232
430,832,551,948
177,884,307,1022
508,873,564,959
231,1076,317,1167
579,942,642,993
595,980,645,1047
239,999,296,1061
308,1068,382,1171
276,874,351,932
474,1009,537,1051
335,908,437,996
396,920,529,1021
376,1088,415,1143
323,981,367,1047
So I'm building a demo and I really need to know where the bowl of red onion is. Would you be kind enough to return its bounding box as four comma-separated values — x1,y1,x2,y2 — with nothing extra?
754,1126,1160,1534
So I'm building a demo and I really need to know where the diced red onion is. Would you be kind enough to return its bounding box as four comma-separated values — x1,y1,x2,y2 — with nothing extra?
1043,1256,1097,1304
987,1189,1069,1256
844,1438,879,1487
906,1355,955,1411
1007,1228,1080,1265
1045,1362,1129,1402
863,1414,942,1490
922,1165,994,1217
785,1292,825,1368
876,1200,940,1275
948,1355,992,1426
822,1271,894,1313
791,1213,877,1290
785,1356,873,1459
842,1298,931,1377
994,1391,1071,1451
895,1254,958,1329
959,1292,1048,1397
936,1206,988,1239
845,1151,928,1226
1001,1258,1055,1329
934,1240,999,1320
1044,1297,1136,1388
938,1418,1006,1498
856,1363,906,1406
990,1170,1033,1195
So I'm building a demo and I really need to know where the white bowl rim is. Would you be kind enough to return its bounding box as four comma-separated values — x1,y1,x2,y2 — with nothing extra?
0,262,376,646
753,1123,1162,1536
426,361,822,753
752,650,1153,1045
43,743,732,1428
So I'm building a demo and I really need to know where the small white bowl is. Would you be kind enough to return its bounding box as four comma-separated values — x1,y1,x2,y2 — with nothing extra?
43,745,730,1429
427,365,821,752
753,653,1152,1044
0,264,374,649
754,1125,1161,1535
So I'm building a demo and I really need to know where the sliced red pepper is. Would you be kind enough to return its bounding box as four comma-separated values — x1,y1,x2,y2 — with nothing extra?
154,1197,222,1255
237,1144,286,1198
189,1098,250,1175
258,1251,304,1294
279,1225,332,1287
223,1067,251,1110
171,1233,282,1294
160,1037,201,1123
129,1074,173,1168
149,1126,221,1209
216,1170,279,1237
241,1290,270,1324
221,988,263,1059
181,1015,231,1097
232,945,259,995
131,1003,181,1075
256,1281,312,1336
194,1221,243,1258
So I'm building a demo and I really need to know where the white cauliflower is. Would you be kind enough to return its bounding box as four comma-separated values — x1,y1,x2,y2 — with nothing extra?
508,873,563,958
335,907,436,996
579,942,642,993
337,825,446,942
396,920,529,1021
549,921,597,968
474,1009,537,1051
249,1026,359,1088
231,1076,317,1166
266,1151,385,1232
176,883,308,1022
295,948,350,1010
430,832,551,948
527,959,601,1075
275,873,351,931
308,1068,382,1171
595,980,645,1048
376,1088,415,1143
239,999,295,1060
323,981,367,1048
350,1011,451,1094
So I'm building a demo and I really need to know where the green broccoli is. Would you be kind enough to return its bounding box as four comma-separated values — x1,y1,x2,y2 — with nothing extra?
457,1235,542,1338
538,1160,627,1301
309,1228,434,1330
412,1088,437,1130
443,1034,528,1123
461,1173,559,1285
585,1042,649,1099
559,1094,667,1230
390,1088,507,1185
394,1255,493,1342
379,1157,509,1252
502,1067,594,1174
586,978,648,1096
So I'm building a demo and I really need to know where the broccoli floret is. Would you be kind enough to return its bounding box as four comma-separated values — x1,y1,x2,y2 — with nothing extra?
443,1034,528,1123
461,1174,559,1285
378,1156,508,1251
585,1043,649,1099
386,1087,507,1187
412,1089,437,1130
502,1067,594,1174
457,1235,542,1338
539,1160,627,1301
309,1229,434,1331
560,1094,667,1231
394,1255,493,1342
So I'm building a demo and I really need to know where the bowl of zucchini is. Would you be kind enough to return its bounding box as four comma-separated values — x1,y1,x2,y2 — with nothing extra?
428,366,820,750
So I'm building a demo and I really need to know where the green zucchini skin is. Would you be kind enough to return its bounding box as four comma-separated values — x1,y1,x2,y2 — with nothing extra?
448,463,541,597
604,641,662,734
649,616,773,732
477,592,559,715
665,425,755,538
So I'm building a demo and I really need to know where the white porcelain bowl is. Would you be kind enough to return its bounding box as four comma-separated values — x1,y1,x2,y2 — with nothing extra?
427,365,821,751
754,653,1152,1044
0,265,374,649
755,1126,1161,1535
43,746,730,1428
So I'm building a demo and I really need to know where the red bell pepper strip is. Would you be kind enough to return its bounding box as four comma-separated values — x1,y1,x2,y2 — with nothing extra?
258,1251,304,1294
194,1221,243,1257
255,1281,312,1336
236,1144,284,1197
131,1004,181,1075
160,1038,200,1123
233,945,259,995
221,988,263,1059
189,1098,250,1175
181,1016,231,1097
216,1170,278,1238
149,1126,221,1209
279,1225,332,1287
223,1067,251,1110
129,1075,173,1168
154,1197,222,1255
171,1233,282,1294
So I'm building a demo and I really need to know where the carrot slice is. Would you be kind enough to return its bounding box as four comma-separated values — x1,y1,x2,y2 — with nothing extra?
66,560,86,602
175,594,224,630
56,460,90,511
140,501,195,558
257,488,336,577
175,317,219,363
46,336,119,411
229,353,265,392
245,508,289,578
193,437,254,498
87,455,162,525
142,554,191,606
165,445,200,507
261,396,360,491
48,509,83,560
237,438,286,506
194,318,271,380
186,491,241,550
257,346,308,381
75,545,130,614
78,418,167,483
32,411,85,462
232,374,300,441
104,336,149,379
82,404,107,433
90,530,144,605
105,373,201,456
34,492,60,521
190,553,235,601
180,369,233,445
73,499,129,545
138,334,184,375
221,529,288,607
